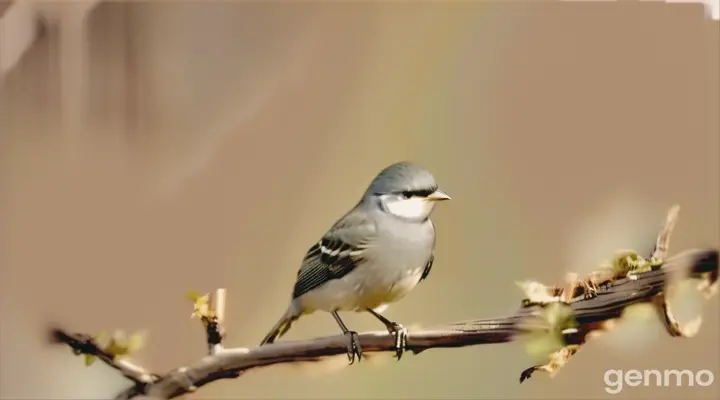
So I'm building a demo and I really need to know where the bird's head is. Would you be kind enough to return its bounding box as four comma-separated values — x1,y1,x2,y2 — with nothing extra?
363,161,451,221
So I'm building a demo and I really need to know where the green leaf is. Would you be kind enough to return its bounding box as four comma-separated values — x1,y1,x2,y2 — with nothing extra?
93,331,107,346
525,332,565,363
105,331,129,357
190,291,210,319
84,354,97,366
542,302,577,332
187,290,202,302
127,332,146,353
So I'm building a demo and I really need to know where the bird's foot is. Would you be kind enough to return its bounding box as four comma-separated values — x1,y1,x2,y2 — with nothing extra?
387,322,408,360
343,331,363,364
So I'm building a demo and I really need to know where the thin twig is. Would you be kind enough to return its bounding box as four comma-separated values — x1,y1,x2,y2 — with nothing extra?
205,288,227,355
651,204,681,262
50,330,158,386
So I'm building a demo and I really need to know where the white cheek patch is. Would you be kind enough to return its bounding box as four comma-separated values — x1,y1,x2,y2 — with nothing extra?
386,197,433,219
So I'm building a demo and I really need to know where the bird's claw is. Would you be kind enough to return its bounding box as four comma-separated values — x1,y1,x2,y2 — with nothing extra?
343,331,363,364
388,322,408,360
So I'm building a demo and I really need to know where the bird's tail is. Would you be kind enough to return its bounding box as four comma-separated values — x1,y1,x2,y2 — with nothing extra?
259,308,300,346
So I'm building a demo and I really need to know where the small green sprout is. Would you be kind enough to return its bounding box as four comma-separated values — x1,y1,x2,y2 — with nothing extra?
187,289,214,321
82,330,146,367
521,302,578,363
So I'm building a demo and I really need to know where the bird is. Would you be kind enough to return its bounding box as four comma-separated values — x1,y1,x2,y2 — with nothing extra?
259,161,451,363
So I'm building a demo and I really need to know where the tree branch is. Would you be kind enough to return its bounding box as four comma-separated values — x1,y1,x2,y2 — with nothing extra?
50,206,719,399
49,330,159,388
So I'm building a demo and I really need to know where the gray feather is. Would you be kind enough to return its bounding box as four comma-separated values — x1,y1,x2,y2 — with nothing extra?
292,211,377,299
364,161,438,196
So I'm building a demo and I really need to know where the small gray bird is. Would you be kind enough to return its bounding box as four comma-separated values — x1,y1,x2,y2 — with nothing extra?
259,161,450,363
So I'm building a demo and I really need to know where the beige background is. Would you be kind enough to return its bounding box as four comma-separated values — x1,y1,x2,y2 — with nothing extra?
1,1,718,399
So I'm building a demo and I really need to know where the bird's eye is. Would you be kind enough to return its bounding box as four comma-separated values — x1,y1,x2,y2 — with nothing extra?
401,191,413,199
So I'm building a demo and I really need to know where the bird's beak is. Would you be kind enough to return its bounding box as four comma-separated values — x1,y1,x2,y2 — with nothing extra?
426,189,451,202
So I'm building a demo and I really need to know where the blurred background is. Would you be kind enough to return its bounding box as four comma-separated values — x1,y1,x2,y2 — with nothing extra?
0,1,718,399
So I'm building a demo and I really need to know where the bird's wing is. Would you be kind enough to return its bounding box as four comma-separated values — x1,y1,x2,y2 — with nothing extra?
292,210,378,299
419,220,437,282
420,252,434,282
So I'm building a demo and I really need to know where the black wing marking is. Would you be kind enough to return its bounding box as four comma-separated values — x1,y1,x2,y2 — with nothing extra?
420,252,434,282
292,212,376,299
419,220,437,283
292,240,362,298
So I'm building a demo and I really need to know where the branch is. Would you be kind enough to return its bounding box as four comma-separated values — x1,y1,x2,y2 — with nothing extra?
51,206,719,399
49,330,159,388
